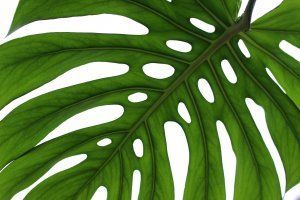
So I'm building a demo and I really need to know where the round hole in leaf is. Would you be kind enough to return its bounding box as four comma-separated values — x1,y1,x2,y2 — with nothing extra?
128,92,148,103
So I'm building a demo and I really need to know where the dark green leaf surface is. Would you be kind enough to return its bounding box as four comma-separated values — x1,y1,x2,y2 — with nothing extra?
0,0,299,199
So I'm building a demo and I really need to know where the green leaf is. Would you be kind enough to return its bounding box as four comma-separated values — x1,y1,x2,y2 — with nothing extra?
0,0,299,199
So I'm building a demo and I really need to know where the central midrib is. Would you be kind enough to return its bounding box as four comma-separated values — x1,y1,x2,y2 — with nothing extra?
128,21,245,136
83,17,246,192
125,0,257,141
78,2,255,194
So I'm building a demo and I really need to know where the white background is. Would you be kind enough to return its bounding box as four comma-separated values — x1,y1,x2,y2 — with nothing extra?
0,0,299,199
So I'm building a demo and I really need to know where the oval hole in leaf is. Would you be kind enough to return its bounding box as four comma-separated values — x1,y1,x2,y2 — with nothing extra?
245,98,286,196
177,102,191,123
265,68,286,93
216,121,236,200
131,170,141,200
3,14,148,44
279,40,300,62
38,105,124,145
164,122,189,200
238,39,251,58
166,40,192,53
92,186,107,200
198,78,215,103
97,138,112,147
221,59,237,84
128,92,148,103
12,154,87,200
0,62,129,121
190,18,215,33
133,139,143,158
142,63,175,79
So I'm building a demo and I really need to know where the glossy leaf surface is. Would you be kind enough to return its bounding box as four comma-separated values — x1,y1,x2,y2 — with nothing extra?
0,0,299,199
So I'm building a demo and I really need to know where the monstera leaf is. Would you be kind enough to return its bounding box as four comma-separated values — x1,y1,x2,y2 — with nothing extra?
0,0,299,199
